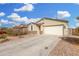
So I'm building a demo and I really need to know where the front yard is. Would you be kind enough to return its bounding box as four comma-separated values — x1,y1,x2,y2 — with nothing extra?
0,27,38,43
49,37,79,56
0,32,37,43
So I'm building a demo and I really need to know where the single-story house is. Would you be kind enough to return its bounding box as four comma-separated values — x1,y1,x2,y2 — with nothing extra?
12,24,28,35
27,17,69,36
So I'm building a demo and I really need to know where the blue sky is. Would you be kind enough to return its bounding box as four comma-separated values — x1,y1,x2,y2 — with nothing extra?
0,3,79,28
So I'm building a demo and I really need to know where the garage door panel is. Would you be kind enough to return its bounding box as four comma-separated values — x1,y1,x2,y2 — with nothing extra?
44,26,63,36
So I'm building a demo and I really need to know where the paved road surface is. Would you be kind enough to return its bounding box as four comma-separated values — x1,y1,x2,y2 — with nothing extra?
0,35,61,56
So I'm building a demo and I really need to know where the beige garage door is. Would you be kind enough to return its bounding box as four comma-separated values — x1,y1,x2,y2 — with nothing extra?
44,26,64,36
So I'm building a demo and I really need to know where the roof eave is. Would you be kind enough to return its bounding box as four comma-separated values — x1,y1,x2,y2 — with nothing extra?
41,17,68,23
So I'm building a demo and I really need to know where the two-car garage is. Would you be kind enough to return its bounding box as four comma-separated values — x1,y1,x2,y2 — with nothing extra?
43,25,64,36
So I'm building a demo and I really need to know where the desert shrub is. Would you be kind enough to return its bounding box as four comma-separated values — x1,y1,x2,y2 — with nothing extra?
5,29,18,36
0,34,7,39
5,28,28,36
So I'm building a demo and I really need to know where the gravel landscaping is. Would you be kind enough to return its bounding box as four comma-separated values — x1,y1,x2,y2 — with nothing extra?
49,37,79,56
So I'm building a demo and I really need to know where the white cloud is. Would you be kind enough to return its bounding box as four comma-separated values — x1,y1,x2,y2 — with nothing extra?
7,13,31,23
8,13,20,19
0,12,5,16
7,13,41,25
57,11,71,18
14,3,34,12
12,22,21,26
14,16,31,23
0,19,15,25
29,18,41,23
0,19,9,24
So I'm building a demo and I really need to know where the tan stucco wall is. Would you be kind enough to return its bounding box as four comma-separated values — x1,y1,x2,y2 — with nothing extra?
40,19,68,26
27,24,40,34
40,19,69,36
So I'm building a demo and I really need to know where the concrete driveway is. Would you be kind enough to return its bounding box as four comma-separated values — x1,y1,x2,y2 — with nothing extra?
0,34,61,56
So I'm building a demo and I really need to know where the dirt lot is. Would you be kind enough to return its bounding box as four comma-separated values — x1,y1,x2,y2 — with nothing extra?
49,37,79,56
7,34,37,41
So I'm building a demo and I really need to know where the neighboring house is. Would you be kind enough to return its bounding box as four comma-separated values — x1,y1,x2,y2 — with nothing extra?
28,17,69,36
13,24,28,35
12,23,44,35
